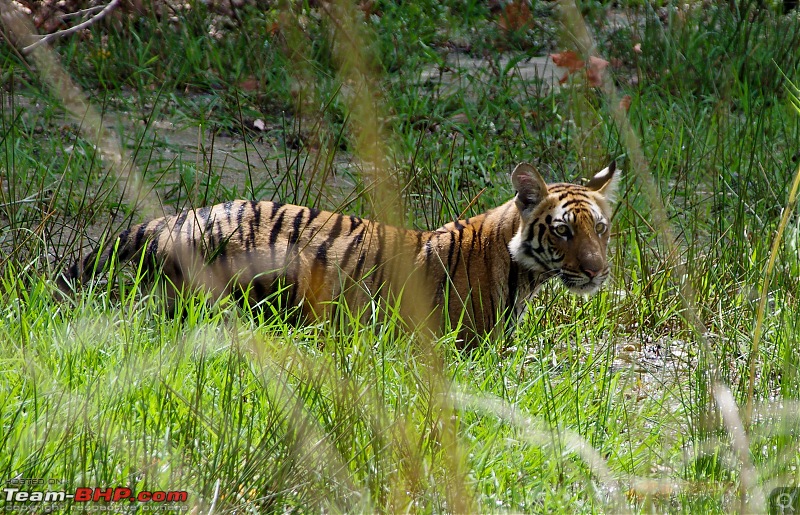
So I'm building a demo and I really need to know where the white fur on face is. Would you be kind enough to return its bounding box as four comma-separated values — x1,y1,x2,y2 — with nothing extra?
508,191,611,278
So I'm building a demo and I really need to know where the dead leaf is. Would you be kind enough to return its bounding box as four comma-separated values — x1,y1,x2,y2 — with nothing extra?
619,95,632,112
552,50,611,87
238,77,259,92
550,50,584,72
359,0,380,20
498,0,532,32
586,56,609,87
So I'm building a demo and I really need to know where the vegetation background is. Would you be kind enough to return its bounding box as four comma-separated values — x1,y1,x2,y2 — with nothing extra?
2,0,800,512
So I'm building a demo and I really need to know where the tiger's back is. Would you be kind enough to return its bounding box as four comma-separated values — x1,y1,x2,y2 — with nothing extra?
60,200,430,319
58,162,619,343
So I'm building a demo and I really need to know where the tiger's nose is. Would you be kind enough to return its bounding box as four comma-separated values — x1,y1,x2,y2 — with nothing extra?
582,266,599,278
579,247,604,279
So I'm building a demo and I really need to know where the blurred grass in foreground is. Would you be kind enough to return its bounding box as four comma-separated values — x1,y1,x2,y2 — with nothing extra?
2,0,800,512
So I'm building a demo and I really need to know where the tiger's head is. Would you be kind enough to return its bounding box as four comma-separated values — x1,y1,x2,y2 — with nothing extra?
508,162,619,295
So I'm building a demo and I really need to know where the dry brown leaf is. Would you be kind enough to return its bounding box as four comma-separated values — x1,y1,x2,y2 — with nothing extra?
359,0,380,20
498,0,532,32
551,50,586,84
552,51,609,87
619,95,632,112
238,77,259,92
550,50,585,72
586,56,609,87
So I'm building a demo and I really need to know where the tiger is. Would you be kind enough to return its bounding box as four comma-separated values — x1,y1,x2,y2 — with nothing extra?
56,162,619,344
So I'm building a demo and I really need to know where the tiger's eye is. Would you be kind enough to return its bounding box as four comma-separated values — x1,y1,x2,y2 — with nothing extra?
553,224,571,237
595,222,607,234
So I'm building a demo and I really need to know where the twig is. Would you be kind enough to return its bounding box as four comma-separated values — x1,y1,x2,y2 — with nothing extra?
22,0,119,54
60,4,107,21
0,194,41,209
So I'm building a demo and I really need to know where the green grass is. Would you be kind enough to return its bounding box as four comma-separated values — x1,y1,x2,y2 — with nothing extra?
3,0,800,512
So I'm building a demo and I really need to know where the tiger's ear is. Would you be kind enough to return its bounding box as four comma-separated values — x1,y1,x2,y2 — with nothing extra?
586,161,619,203
511,162,549,219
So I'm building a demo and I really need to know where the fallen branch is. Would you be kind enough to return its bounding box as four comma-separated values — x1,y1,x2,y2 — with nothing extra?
60,4,108,21
22,0,119,54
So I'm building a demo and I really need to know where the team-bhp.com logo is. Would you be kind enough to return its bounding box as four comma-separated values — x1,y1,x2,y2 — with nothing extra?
3,482,188,512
